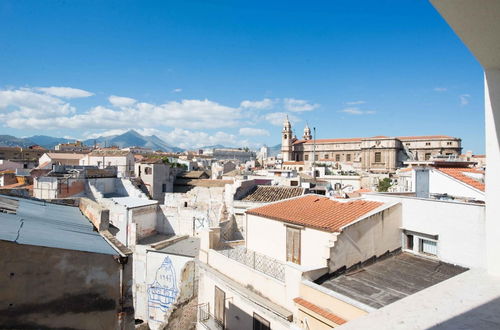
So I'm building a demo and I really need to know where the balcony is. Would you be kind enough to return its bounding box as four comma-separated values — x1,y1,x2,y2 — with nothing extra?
198,303,224,330
216,245,285,282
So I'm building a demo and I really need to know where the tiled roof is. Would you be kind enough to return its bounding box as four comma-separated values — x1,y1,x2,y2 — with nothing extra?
246,195,383,232
241,185,306,203
294,138,362,145
283,161,304,165
293,297,347,325
181,170,210,179
436,167,485,192
46,153,86,160
397,135,455,140
89,150,131,156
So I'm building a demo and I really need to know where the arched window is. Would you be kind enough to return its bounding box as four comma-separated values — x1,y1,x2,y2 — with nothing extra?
284,134,287,139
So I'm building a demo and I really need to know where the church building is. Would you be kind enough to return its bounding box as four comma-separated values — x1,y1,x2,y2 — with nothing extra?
281,116,462,174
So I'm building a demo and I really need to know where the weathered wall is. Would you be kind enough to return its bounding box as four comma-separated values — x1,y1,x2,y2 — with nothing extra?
0,241,134,329
329,204,402,272
429,169,484,200
79,197,110,231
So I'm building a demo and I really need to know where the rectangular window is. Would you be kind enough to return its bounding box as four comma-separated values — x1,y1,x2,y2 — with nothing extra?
253,313,271,330
425,142,431,146
405,143,410,146
214,286,225,326
286,226,301,264
162,184,167,192
374,152,382,163
406,234,414,250
447,142,452,146
324,154,329,159
335,154,340,162
425,153,431,160
314,154,318,161
304,155,309,161
346,154,351,162
419,239,438,256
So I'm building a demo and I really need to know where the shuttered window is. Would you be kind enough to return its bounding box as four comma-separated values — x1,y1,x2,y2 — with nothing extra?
214,286,225,325
286,227,301,264
420,239,438,256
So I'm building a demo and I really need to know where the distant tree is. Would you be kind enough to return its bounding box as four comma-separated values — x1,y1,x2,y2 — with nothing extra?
377,178,392,192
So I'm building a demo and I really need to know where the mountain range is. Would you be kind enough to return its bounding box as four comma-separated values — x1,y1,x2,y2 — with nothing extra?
0,130,184,152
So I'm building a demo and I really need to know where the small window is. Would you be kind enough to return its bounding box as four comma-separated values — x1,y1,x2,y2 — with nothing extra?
419,238,437,256
374,152,382,163
253,313,270,330
286,226,301,264
335,154,340,162
425,153,431,160
405,143,410,146
447,142,452,146
162,184,167,192
145,167,152,175
314,154,318,161
324,154,329,159
425,142,431,146
346,154,351,162
406,234,414,250
304,155,309,161
184,201,188,207
283,134,287,139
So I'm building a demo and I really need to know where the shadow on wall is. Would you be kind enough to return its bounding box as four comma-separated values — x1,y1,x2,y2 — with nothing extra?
427,297,500,330
226,301,254,330
157,206,176,235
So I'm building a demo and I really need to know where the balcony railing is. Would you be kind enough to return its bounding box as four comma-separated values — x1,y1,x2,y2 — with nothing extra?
216,245,285,282
198,303,224,330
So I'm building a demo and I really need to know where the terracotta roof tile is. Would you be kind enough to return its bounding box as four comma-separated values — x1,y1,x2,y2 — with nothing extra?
241,186,306,203
283,161,304,165
436,167,485,192
247,195,383,232
293,297,347,325
397,135,455,140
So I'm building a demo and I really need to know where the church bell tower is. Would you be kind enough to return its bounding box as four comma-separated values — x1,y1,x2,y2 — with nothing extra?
281,116,293,161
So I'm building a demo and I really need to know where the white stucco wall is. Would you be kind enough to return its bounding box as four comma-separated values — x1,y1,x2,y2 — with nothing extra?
246,214,333,269
366,194,486,269
429,169,484,200
329,204,402,272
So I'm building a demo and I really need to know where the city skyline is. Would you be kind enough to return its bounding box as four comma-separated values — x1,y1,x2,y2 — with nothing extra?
0,1,485,152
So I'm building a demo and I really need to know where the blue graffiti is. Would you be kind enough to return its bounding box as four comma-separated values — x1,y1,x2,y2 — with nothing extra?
148,256,179,316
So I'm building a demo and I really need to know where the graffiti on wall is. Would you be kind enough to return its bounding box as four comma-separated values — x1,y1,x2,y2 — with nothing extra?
148,256,179,322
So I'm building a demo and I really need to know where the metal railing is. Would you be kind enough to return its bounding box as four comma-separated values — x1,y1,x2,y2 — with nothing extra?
216,246,285,282
198,303,224,330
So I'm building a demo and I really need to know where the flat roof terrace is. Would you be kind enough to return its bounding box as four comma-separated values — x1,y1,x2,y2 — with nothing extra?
316,252,467,309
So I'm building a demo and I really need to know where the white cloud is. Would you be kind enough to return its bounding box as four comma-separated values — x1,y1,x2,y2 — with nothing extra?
172,88,182,93
0,87,242,130
239,127,270,136
36,86,94,98
283,98,319,112
339,107,376,115
460,94,470,106
433,87,448,92
109,95,137,107
240,98,274,110
264,112,301,126
345,100,366,105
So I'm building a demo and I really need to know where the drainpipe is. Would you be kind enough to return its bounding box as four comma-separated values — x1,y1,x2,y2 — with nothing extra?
114,255,129,330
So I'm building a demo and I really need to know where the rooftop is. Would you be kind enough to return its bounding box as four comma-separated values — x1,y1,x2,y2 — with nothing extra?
88,150,131,156
436,167,485,192
0,195,118,255
45,152,86,160
292,135,458,145
240,185,306,203
156,236,200,258
105,195,158,208
316,252,467,309
246,195,384,232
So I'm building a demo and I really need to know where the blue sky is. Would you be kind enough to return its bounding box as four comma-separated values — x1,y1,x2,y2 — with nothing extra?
0,0,485,151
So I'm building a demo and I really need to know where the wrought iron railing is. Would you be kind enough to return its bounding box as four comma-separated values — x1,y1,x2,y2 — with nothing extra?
216,246,285,282
198,303,224,330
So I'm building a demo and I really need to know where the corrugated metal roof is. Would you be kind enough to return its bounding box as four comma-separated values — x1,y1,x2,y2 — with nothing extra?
0,195,118,255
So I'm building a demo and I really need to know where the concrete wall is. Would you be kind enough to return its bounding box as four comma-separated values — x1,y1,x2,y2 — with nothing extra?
0,240,134,329
329,204,401,272
197,264,292,330
133,246,194,330
246,213,333,269
367,194,486,268
132,204,158,240
135,163,174,203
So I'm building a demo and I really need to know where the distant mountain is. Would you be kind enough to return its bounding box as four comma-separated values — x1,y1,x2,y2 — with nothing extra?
0,135,35,148
84,130,183,152
1,130,183,152
28,135,76,149
268,144,281,156
201,144,228,149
